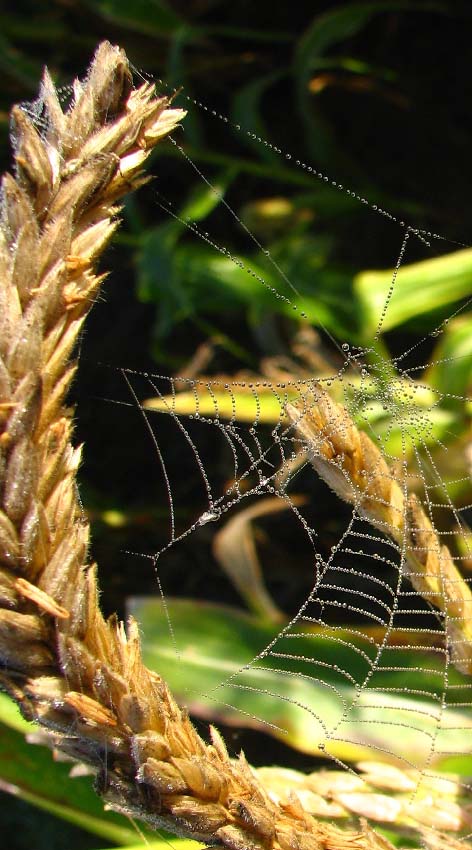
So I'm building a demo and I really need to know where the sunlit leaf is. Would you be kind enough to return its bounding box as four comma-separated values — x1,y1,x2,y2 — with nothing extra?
179,169,238,223
138,236,358,341
0,694,139,844
426,315,472,407
143,382,296,423
95,844,199,850
355,248,472,338
129,597,472,770
0,693,199,847
143,370,454,458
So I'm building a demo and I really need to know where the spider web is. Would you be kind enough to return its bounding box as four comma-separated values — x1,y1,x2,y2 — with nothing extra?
111,70,472,840
25,64,472,842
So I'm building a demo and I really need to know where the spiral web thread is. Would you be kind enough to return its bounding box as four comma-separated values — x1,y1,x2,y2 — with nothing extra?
24,63,472,842
123,78,472,839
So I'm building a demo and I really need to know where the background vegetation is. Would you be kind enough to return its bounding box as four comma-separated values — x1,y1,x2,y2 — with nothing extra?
1,1,472,848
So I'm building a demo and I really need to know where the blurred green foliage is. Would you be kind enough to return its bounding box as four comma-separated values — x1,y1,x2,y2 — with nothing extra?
130,596,472,772
0,692,198,850
2,2,472,848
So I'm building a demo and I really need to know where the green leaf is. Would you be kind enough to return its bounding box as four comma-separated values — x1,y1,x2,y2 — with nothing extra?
355,248,472,339
143,382,297,424
0,689,32,733
138,234,359,340
204,25,293,43
232,71,285,164
294,3,396,172
85,0,185,36
362,405,456,456
136,169,236,323
0,13,66,44
293,2,443,173
143,369,454,459
0,33,43,91
129,597,472,770
137,222,181,331
0,694,137,844
179,170,237,223
0,693,199,847
426,315,472,407
154,141,426,219
94,833,202,850
295,2,420,74
165,25,204,148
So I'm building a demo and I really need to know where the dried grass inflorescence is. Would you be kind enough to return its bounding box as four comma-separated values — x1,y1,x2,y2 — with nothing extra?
286,388,472,676
0,41,469,850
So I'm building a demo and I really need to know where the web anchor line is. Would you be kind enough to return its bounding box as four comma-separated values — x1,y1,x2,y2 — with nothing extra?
130,61,471,251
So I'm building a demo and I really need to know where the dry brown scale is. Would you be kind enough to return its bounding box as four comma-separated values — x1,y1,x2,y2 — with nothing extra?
0,41,469,850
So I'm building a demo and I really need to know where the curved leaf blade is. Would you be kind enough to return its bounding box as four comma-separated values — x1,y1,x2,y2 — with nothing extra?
129,597,472,771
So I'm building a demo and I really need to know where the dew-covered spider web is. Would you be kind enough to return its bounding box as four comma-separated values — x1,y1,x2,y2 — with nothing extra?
26,60,472,843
